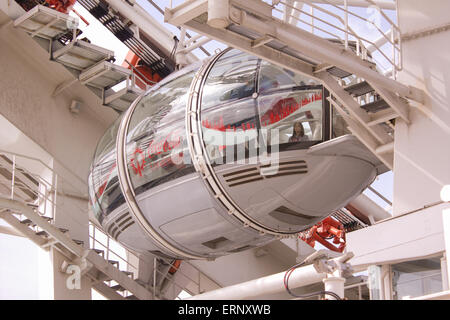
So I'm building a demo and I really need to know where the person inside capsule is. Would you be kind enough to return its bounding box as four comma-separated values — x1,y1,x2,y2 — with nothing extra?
289,121,309,143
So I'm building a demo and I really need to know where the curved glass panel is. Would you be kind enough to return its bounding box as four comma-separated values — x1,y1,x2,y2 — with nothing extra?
201,49,259,110
200,49,260,165
89,116,123,223
200,49,325,166
258,60,319,94
125,67,198,195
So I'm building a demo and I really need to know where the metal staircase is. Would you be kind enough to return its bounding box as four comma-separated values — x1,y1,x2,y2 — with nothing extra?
0,149,221,299
0,202,155,300
164,0,426,170
12,4,150,112
0,151,155,299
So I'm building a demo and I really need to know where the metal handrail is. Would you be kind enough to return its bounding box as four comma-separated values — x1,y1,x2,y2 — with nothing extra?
89,221,218,297
0,148,86,194
275,0,402,77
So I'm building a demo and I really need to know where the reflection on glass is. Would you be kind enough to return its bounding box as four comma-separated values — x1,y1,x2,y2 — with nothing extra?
258,60,319,94
201,49,258,110
332,106,351,138
125,69,198,195
202,99,259,165
89,116,123,222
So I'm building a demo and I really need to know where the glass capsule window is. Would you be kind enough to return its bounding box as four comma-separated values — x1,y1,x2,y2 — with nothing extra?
89,115,123,222
125,67,198,195
201,49,259,110
202,99,260,165
332,105,351,138
258,59,319,94
200,49,325,165
201,50,260,165
258,88,324,149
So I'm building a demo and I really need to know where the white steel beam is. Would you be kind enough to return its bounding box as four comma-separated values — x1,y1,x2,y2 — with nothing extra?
164,0,208,27
0,198,85,256
92,281,126,300
367,108,399,126
183,20,315,77
287,1,304,26
0,211,47,246
105,0,185,60
0,224,25,237
178,37,211,53
283,0,295,23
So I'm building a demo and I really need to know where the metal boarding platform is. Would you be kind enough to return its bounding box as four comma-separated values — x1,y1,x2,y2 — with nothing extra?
104,85,143,112
51,39,115,71
13,4,76,39
79,61,132,90
11,4,152,113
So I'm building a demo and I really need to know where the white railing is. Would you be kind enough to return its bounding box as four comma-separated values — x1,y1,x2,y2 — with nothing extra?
0,149,90,233
167,0,402,79
89,221,221,299
268,0,402,79
0,150,58,219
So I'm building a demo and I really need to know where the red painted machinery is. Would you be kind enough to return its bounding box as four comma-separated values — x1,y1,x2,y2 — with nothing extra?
44,0,76,13
122,51,163,90
299,216,346,253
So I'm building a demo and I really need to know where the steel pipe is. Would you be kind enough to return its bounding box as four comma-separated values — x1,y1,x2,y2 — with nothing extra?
186,264,327,300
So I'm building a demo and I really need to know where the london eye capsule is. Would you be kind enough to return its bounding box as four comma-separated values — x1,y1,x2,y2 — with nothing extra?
88,48,385,260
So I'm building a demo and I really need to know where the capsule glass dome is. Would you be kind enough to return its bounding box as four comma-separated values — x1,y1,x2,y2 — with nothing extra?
88,49,378,260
